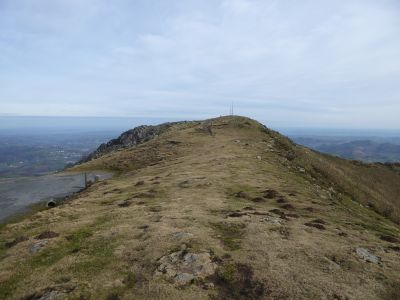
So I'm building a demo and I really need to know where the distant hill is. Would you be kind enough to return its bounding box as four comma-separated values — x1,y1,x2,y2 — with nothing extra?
1,116,399,299
293,137,400,163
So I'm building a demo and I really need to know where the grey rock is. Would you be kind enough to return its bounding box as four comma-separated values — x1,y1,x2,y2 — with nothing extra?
356,248,380,263
155,250,217,285
29,241,48,254
37,290,67,300
175,273,195,284
81,122,185,162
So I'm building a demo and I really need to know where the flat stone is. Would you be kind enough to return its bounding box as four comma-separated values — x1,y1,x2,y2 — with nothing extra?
175,273,195,284
29,241,48,254
172,232,194,240
356,248,380,263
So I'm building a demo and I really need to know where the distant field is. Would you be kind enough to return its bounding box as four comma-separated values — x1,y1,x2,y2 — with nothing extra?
0,132,117,177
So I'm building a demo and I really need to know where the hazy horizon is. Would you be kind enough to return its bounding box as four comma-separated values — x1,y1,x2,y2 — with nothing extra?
1,116,400,136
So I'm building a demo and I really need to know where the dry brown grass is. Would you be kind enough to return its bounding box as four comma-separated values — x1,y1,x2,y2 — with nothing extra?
0,116,399,299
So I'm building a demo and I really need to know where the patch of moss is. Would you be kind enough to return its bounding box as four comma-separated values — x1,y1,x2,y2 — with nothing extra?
68,233,118,278
211,222,246,250
67,228,94,253
218,263,237,282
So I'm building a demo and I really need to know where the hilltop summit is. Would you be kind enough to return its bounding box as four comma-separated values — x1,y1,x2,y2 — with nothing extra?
1,116,399,299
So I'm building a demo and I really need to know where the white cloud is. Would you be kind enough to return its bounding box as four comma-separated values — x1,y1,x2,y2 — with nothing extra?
0,0,399,128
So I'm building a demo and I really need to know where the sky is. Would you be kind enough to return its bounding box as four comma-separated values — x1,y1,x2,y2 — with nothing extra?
0,0,399,128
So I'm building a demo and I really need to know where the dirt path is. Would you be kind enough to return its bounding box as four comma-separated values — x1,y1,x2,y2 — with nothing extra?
0,171,112,222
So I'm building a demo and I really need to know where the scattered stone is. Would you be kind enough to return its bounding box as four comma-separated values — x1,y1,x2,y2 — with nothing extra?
202,282,215,290
304,207,315,212
380,235,399,243
155,250,217,285
356,248,380,263
35,231,59,240
257,156,262,160
270,226,290,238
5,236,28,248
135,181,145,186
304,222,326,230
167,140,181,145
338,232,348,237
288,193,296,196
29,241,48,254
262,215,284,225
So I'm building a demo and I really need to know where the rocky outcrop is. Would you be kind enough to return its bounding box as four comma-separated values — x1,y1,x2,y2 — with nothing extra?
154,245,217,285
81,122,179,162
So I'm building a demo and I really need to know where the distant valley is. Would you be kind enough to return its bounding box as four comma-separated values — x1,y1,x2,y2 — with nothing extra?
290,135,400,163
0,132,117,177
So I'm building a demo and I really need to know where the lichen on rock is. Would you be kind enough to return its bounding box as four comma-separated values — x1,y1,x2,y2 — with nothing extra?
155,246,217,285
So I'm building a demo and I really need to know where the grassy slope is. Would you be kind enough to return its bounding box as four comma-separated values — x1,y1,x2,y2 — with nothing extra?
0,116,399,299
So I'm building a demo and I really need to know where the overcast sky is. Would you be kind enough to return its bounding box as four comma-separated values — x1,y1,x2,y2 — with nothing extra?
0,0,399,128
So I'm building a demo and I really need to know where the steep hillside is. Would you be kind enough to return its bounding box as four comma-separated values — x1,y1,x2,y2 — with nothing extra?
0,116,399,300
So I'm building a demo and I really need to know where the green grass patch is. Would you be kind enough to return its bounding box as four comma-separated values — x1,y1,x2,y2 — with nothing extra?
0,270,26,299
210,222,246,250
339,195,400,237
